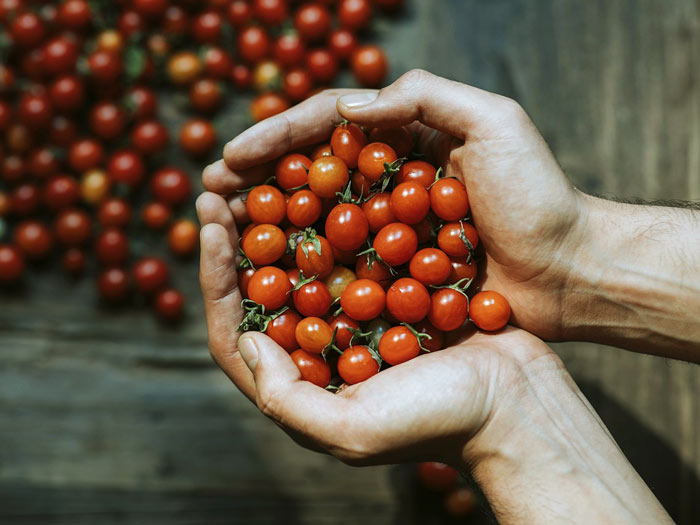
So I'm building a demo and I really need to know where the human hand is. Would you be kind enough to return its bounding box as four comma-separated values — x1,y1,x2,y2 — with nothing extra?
206,70,588,342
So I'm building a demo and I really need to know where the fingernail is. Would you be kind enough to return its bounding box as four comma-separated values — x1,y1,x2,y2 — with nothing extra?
238,335,259,372
339,92,378,109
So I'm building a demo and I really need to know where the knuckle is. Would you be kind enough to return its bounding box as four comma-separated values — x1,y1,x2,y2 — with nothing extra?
256,388,281,420
497,96,528,123
394,69,433,91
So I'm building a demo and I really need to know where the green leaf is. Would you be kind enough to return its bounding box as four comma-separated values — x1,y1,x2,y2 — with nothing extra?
124,46,147,81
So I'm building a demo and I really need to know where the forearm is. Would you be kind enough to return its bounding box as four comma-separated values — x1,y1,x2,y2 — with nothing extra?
464,360,671,524
563,193,700,360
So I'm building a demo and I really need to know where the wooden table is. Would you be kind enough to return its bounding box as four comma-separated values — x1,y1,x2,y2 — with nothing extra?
2,1,699,523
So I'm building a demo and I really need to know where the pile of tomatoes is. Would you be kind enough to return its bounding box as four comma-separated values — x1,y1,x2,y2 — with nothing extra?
0,0,401,321
237,121,511,387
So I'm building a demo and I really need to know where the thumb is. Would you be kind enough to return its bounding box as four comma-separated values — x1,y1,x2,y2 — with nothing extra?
336,69,504,140
238,331,302,396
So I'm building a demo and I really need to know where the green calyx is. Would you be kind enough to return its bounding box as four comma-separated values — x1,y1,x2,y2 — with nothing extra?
237,300,289,333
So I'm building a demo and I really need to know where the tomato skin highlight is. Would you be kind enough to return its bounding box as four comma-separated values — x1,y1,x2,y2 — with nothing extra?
469,290,511,331
379,325,420,365
242,224,286,266
373,222,418,267
409,248,452,286
246,184,286,225
291,349,331,387
386,277,430,323
338,345,379,385
390,182,430,225
295,316,333,354
340,278,386,321
293,280,332,317
325,203,369,251
430,178,470,221
330,122,367,169
266,309,302,353
428,288,468,331
247,266,292,310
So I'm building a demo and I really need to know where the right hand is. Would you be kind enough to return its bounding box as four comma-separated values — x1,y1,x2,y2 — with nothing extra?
206,69,589,341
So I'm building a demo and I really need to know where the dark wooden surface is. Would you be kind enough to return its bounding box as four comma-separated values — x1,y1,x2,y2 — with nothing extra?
2,0,700,523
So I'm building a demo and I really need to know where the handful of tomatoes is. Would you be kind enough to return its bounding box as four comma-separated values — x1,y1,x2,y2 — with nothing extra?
237,122,512,388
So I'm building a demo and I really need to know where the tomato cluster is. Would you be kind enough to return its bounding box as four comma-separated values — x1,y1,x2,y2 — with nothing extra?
237,122,512,388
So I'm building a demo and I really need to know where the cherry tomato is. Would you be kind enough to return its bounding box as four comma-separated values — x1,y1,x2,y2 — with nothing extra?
324,203,369,251
290,349,330,387
327,312,359,350
323,265,356,300
274,33,305,67
368,127,414,158
254,0,287,25
308,155,349,198
395,159,435,188
418,462,458,491
414,319,444,352
390,182,430,225
276,153,311,191
266,309,302,353
49,75,84,113
340,278,385,321
131,120,169,155
168,219,199,256
330,123,367,169
242,223,286,265
54,209,92,246
202,47,233,79
0,244,24,282
87,50,122,85
338,0,371,30
295,234,334,279
295,316,333,354
294,280,331,317
96,29,123,54
125,86,157,122
0,192,11,217
167,51,202,85
44,36,79,75
379,326,420,365
228,0,253,26
188,78,222,113
68,138,104,173
306,49,338,83
6,123,32,153
355,255,392,288
250,92,290,122
294,3,331,41
386,277,430,323
412,217,432,244
252,60,281,92
437,221,479,257
14,221,52,259
469,291,511,331
448,256,477,284
63,248,86,275
44,175,80,211
133,0,167,18
239,267,256,298
11,184,40,216
10,12,45,48
246,184,286,225
19,91,52,131
357,142,397,182
283,68,313,102
154,289,185,321
99,198,131,228
90,101,126,140
328,28,357,61
1,155,25,184
311,143,332,160
409,248,451,286
338,345,379,384
98,268,130,302
106,150,144,188
428,288,468,331
179,119,217,157
238,26,270,63
373,222,417,266
96,228,129,265
430,178,470,221
350,171,370,198
132,257,170,295
444,487,477,518
248,266,291,310
286,189,321,228
151,167,191,206
27,148,59,179
361,192,395,233
80,169,110,205
231,63,252,88
192,10,223,43
142,201,171,230
351,46,388,87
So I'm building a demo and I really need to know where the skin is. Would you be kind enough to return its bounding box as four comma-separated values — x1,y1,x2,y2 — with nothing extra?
197,70,700,523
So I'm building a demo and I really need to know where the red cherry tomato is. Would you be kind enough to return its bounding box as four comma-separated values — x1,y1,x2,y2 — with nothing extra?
328,28,357,61
18,91,52,130
283,68,313,102
248,266,291,310
87,50,123,85
179,119,217,157
168,219,199,256
295,316,333,354
418,462,458,491
437,221,479,257
49,75,84,113
28,147,61,179
362,192,396,232
250,92,290,122
142,201,171,230
390,182,430,225
330,122,367,169
291,349,331,387
412,217,432,244
294,3,331,41
0,244,24,282
10,12,45,48
62,248,86,275
228,0,253,26
368,127,414,158
379,325,420,365
295,234,334,279
274,33,305,67
266,309,302,353
246,184,286,225
338,345,379,385
133,0,167,18
306,48,338,83
14,221,52,260
99,198,131,228
395,159,436,188
357,142,397,182
351,45,388,87
132,257,170,295
308,155,349,198
154,289,185,321
238,25,270,62
340,278,386,321
355,256,392,288
428,288,468,331
44,36,79,75
409,248,451,286
90,101,126,140
287,189,322,228
328,312,360,350
54,209,92,246
373,222,417,267
150,167,191,206
202,47,233,79
44,176,79,212
125,86,158,121
414,320,444,352
293,280,332,317
430,178,470,221
469,291,511,331
311,143,332,160
448,256,477,284
95,228,129,265
192,10,223,43
242,224,286,266
338,0,371,30
98,268,131,302
131,120,169,155
11,184,40,216
254,0,287,25
386,277,430,323
108,150,145,187
325,203,369,251
68,138,104,173
189,78,223,113
444,487,477,518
